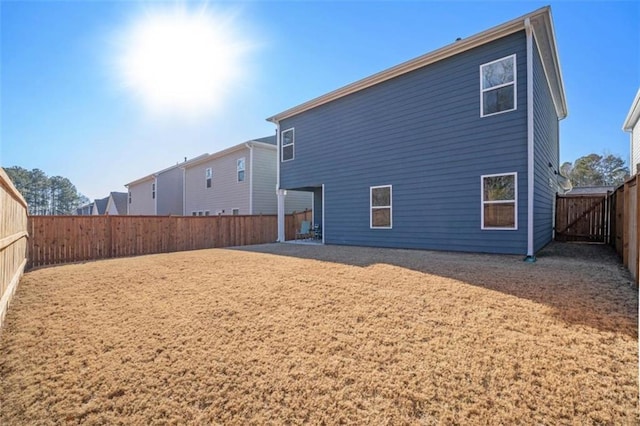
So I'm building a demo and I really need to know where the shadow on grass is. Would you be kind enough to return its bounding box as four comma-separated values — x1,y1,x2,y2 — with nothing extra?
233,241,638,338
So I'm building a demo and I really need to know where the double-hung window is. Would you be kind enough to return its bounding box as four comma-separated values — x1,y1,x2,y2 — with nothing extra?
370,185,392,229
480,55,516,117
481,173,517,229
205,168,212,188
281,128,294,162
237,158,245,182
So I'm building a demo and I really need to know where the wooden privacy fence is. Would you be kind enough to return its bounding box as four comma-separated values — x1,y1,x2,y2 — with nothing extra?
555,195,609,242
0,168,28,327
609,174,639,285
28,210,315,269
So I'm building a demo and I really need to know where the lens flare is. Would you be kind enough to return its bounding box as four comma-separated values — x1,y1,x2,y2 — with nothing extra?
114,5,253,118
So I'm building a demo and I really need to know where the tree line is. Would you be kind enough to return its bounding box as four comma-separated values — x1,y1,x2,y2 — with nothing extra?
561,153,629,187
4,166,89,215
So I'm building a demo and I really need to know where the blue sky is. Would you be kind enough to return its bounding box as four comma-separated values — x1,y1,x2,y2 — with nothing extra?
1,1,639,200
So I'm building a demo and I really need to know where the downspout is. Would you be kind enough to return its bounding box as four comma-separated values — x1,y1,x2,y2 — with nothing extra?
524,18,536,262
246,143,254,214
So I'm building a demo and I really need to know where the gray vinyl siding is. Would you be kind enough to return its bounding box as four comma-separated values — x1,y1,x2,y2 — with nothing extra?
156,167,184,215
184,148,251,215
251,145,278,214
532,40,559,252
127,179,155,215
280,32,529,254
252,145,312,214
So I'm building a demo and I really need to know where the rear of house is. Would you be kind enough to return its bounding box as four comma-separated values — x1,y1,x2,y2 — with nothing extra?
183,138,311,216
268,7,567,256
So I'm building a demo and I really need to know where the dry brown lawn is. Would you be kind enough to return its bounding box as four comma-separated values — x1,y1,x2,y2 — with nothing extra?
0,242,637,424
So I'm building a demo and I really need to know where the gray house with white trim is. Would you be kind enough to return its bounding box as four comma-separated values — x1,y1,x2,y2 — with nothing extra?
268,7,567,257
126,154,209,215
183,137,311,216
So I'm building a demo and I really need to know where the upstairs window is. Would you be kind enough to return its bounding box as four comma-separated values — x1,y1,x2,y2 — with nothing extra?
128,192,131,204
480,55,516,117
281,128,294,162
205,168,212,188
232,208,240,215
370,185,392,229
237,158,245,182
152,183,155,199
481,173,517,230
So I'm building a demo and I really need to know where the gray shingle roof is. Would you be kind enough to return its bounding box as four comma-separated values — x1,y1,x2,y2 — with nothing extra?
252,135,276,145
110,192,128,215
94,197,109,215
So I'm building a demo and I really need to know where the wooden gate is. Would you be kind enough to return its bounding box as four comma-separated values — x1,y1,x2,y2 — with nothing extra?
555,195,609,242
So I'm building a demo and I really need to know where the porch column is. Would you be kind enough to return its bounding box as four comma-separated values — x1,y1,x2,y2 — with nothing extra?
277,189,286,242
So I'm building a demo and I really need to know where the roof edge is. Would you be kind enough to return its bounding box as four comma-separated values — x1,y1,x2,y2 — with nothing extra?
267,6,558,123
623,88,640,131
181,140,276,169
529,7,568,119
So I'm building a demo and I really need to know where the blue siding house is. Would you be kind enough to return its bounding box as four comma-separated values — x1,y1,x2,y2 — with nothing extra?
267,7,567,257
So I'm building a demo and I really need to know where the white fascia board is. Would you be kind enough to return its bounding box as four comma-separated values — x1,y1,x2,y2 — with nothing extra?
623,88,640,131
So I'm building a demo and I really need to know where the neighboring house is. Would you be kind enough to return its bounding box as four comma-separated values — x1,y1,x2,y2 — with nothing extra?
92,197,109,215
267,7,567,257
125,155,209,215
623,88,640,175
75,203,93,215
183,136,311,216
75,192,127,215
105,192,128,215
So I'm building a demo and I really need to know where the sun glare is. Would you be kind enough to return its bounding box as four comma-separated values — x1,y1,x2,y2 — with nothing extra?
115,5,253,118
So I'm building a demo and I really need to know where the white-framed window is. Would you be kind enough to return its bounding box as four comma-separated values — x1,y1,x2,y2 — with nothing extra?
128,192,131,204
370,185,392,229
481,172,517,230
192,211,197,216
237,158,245,182
205,211,210,216
281,128,294,162
480,54,516,117
152,183,155,199
232,208,239,215
198,211,203,216
205,168,212,188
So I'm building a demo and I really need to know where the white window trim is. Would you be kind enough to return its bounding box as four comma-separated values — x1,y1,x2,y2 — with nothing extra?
480,54,517,118
237,157,245,182
281,127,295,162
481,172,518,230
370,185,392,229
232,208,240,216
